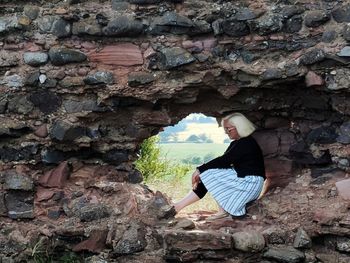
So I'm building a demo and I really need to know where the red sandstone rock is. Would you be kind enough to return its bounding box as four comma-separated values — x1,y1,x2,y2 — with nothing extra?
264,159,293,189
182,40,203,52
305,71,324,87
36,187,55,202
73,229,108,253
88,44,143,66
202,38,217,50
313,209,340,226
143,47,156,58
254,131,279,156
34,124,48,138
335,179,350,200
39,161,70,188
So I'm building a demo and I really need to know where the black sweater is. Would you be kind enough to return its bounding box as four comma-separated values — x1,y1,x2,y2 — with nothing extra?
197,135,266,179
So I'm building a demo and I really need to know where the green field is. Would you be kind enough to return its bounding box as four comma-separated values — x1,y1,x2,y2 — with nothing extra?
158,143,228,163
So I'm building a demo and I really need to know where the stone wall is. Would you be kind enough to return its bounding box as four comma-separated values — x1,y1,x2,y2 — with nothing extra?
0,0,350,261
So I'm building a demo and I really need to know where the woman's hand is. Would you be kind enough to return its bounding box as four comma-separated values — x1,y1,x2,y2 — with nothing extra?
192,169,200,189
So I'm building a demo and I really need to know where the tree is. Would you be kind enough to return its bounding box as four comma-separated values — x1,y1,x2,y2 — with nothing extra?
186,134,201,143
135,136,166,181
135,136,191,182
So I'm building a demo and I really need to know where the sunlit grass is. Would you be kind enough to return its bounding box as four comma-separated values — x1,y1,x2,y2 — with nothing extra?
146,171,219,214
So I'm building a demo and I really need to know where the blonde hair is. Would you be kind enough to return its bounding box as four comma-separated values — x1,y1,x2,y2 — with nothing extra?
221,113,256,138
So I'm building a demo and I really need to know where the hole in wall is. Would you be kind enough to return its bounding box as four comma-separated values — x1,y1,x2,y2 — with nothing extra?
137,113,230,214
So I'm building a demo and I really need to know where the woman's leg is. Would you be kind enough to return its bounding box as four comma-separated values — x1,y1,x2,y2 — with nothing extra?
173,191,200,212
174,181,208,212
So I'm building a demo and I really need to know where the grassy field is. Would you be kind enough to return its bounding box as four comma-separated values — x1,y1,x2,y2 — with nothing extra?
158,143,228,162
146,142,229,214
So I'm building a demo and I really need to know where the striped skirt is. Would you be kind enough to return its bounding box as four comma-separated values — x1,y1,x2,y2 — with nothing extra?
200,169,264,216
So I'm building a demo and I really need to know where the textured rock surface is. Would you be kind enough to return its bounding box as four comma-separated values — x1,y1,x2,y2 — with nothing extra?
0,0,350,262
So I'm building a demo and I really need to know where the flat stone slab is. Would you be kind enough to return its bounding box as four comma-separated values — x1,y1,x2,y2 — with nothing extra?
336,179,350,200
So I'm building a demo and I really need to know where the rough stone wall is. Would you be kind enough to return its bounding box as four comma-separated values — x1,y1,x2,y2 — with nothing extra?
0,0,350,262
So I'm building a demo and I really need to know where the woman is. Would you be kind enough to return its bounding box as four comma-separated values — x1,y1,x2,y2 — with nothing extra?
173,113,266,220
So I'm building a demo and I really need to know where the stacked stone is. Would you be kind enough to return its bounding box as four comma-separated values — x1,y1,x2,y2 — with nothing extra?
0,0,350,261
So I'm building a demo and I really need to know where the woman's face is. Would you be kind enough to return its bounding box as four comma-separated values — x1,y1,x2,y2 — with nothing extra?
223,120,240,140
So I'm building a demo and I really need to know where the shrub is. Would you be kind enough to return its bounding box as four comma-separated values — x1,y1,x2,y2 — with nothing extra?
135,136,191,182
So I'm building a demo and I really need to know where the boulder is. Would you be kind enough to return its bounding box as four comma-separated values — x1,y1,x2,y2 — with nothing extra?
5,191,34,219
23,52,48,66
4,171,34,191
49,47,87,66
263,246,305,263
232,231,265,252
293,228,312,249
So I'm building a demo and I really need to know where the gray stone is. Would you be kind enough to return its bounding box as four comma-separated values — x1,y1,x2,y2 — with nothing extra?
304,11,330,28
74,203,111,222
59,77,84,88
263,246,305,263
128,0,160,3
233,8,257,21
212,19,223,35
52,18,72,38
337,121,350,144
336,237,350,252
262,227,286,244
232,231,265,252
41,149,65,164
249,13,284,36
24,5,40,20
0,17,21,34
49,47,87,66
50,120,86,142
5,191,34,219
293,228,312,249
325,68,350,91
103,16,143,36
0,193,6,216
2,74,23,88
23,52,48,66
0,51,20,67
262,68,283,80
29,90,62,114
4,171,34,191
0,144,38,162
306,126,337,144
7,95,34,114
63,97,101,113
285,62,299,77
0,119,30,138
40,78,58,88
149,12,195,35
280,5,304,19
189,20,212,35
128,72,155,87
84,71,115,85
103,149,129,165
284,15,303,33
72,20,102,36
24,71,40,86
300,48,326,65
343,24,350,41
159,47,195,69
332,4,350,23
111,0,129,10
37,16,56,32
0,96,7,113
113,222,146,255
222,19,250,37
321,31,337,43
337,46,350,57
